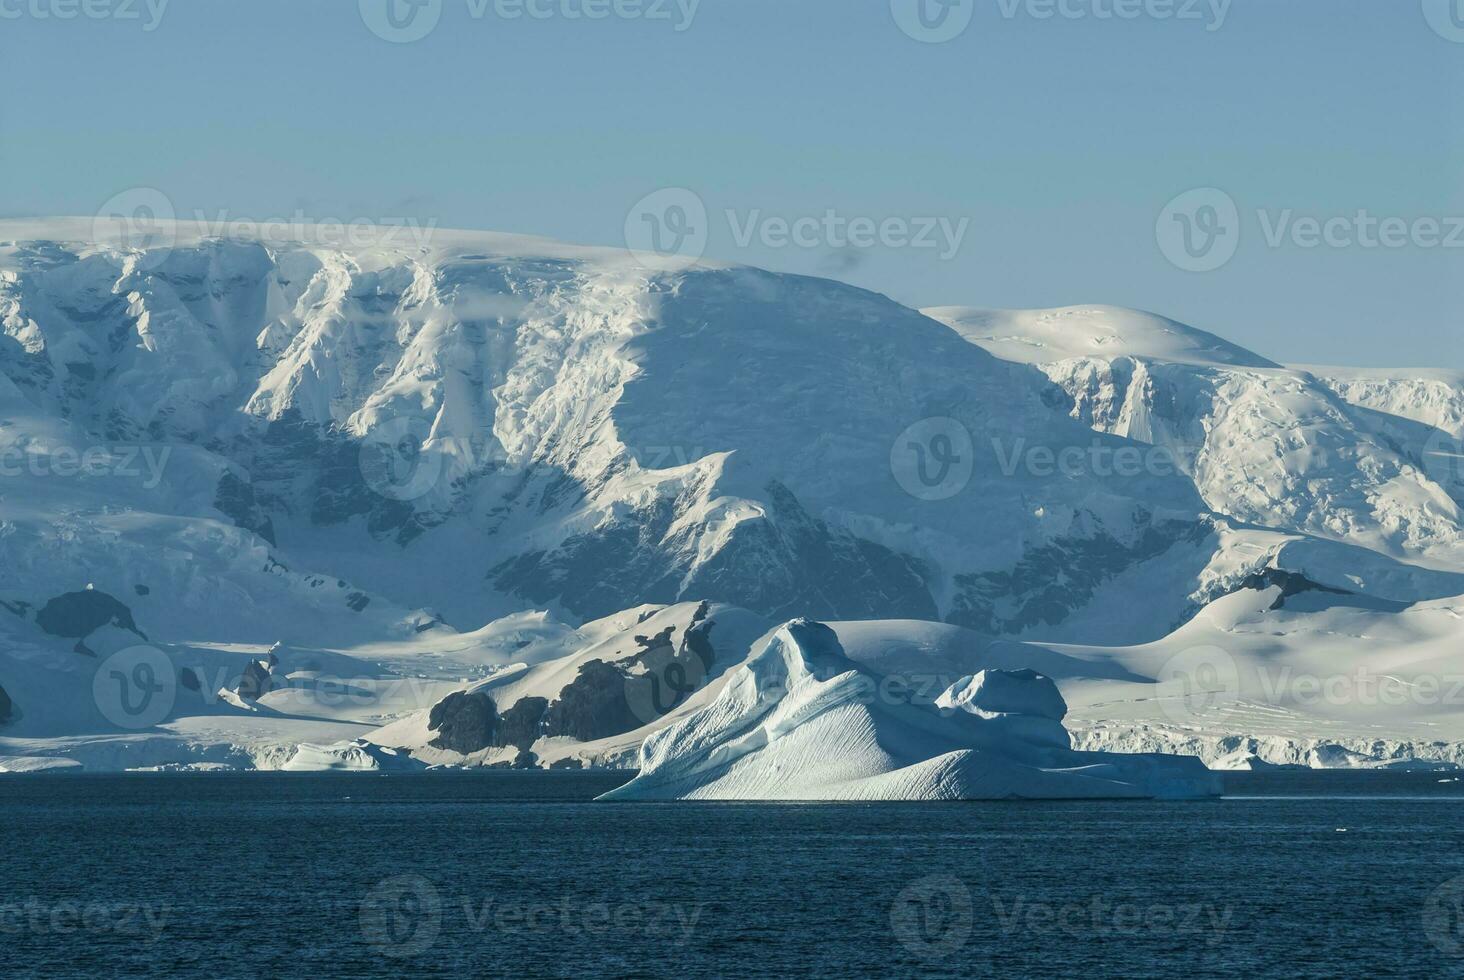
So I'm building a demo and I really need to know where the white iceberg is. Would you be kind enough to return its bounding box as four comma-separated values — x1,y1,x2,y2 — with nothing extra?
600,620,1221,801
281,739,428,772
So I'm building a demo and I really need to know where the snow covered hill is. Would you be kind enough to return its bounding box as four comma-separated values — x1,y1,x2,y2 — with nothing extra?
2,220,1462,775
0,221,1241,648
926,305,1464,572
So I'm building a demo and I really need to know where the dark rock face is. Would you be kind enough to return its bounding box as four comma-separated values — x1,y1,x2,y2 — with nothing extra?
425,605,722,763
428,691,500,754
491,481,938,625
179,668,201,692
35,590,148,650
540,607,720,745
496,697,548,750
950,516,1211,635
427,691,551,756
540,659,645,743
0,683,13,725
237,659,274,701
213,470,277,546
1239,568,1350,610
687,482,938,623
238,411,432,546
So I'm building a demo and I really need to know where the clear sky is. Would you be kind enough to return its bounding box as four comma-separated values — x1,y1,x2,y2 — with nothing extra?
2,0,1460,367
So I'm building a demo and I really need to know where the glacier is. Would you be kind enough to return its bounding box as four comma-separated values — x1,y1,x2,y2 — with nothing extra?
2,219,1463,788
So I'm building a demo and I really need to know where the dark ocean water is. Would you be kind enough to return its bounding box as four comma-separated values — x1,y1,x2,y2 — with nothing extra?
3,771,1464,978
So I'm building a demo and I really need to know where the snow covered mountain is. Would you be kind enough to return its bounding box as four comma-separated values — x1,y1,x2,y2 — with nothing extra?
926,305,1464,572
0,221,1239,645
2,220,1462,776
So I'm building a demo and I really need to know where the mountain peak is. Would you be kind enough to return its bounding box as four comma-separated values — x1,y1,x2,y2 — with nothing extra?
924,304,1280,369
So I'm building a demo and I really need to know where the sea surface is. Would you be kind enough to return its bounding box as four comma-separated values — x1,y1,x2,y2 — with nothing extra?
3,771,1464,978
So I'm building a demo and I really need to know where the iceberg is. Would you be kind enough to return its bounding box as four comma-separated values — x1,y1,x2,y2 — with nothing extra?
600,620,1220,801
281,739,428,772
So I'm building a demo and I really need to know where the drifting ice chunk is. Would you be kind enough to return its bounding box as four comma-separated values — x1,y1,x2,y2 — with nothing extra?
281,739,427,772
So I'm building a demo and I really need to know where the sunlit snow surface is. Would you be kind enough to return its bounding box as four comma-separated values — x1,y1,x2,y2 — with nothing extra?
1,222,1462,782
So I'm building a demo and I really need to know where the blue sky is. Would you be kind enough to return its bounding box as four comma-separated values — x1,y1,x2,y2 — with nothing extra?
2,0,1460,367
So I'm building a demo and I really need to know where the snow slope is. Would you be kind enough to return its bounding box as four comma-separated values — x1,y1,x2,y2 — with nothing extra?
2,220,1462,778
0,221,1231,650
1059,582,1464,769
927,305,1464,572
